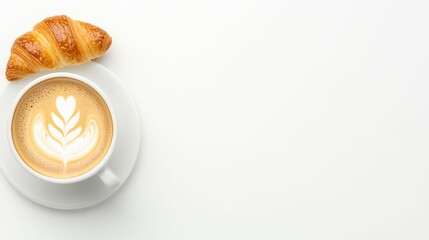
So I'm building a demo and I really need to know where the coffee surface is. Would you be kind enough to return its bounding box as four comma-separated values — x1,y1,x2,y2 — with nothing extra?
11,77,113,179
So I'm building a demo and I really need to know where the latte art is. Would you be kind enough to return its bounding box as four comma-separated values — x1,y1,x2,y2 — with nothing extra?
11,77,114,179
32,96,99,167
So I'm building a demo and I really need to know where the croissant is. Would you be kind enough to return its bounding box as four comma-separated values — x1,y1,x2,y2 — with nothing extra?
6,15,112,81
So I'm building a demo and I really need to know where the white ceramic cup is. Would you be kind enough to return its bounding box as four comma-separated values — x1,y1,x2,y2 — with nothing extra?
7,72,121,189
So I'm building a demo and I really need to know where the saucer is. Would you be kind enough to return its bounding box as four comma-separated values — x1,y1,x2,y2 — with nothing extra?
0,62,141,210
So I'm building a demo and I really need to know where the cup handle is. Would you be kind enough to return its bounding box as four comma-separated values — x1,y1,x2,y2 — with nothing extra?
98,167,121,189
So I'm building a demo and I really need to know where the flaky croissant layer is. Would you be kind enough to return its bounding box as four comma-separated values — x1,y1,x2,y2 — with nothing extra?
6,15,112,81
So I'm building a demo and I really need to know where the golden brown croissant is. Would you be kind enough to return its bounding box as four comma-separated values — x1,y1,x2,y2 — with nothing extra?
6,15,112,81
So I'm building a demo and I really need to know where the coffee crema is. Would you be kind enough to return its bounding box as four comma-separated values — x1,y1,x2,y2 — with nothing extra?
11,77,114,179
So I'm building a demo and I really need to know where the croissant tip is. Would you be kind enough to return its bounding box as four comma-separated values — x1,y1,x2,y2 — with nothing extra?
5,71,21,81
6,73,20,81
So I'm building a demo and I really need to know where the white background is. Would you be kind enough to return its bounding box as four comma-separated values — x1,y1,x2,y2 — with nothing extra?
1,0,429,239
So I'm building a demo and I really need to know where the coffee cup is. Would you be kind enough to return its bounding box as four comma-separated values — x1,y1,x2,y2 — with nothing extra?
7,72,121,189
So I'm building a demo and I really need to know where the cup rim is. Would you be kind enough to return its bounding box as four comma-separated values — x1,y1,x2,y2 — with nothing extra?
7,72,118,184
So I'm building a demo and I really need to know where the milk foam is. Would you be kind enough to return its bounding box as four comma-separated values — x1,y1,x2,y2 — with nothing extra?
32,95,99,166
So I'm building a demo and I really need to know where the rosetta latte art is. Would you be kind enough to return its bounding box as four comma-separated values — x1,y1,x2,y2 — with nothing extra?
32,96,99,167
11,77,113,179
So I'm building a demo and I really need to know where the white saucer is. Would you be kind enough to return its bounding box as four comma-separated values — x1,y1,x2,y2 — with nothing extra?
0,62,141,210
